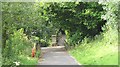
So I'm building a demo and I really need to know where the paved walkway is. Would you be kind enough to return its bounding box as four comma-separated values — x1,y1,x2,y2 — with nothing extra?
38,46,80,65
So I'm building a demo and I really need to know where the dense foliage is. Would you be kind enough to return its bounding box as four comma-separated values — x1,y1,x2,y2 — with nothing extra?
40,2,106,46
2,1,119,66
2,2,43,65
70,0,119,65
100,0,119,43
2,2,56,47
3,28,34,65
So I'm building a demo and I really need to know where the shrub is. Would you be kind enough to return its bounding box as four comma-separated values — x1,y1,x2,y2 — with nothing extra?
2,28,38,65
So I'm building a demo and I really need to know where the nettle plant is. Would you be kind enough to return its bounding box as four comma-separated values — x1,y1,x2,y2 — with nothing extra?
3,28,33,65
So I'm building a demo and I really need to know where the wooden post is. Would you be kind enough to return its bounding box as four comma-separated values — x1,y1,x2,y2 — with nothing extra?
52,35,57,46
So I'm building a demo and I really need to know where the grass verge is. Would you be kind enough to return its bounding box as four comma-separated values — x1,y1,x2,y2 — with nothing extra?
69,33,118,65
18,55,38,65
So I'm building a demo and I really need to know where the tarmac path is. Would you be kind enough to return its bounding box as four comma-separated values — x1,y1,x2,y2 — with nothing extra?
38,46,80,65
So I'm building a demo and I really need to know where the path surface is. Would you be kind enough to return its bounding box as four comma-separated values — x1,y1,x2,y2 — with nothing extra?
38,46,80,65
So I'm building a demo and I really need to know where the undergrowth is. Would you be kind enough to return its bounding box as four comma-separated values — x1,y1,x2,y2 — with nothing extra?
69,29,118,65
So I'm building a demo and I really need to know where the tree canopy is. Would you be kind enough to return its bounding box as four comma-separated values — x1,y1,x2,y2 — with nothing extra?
1,1,119,66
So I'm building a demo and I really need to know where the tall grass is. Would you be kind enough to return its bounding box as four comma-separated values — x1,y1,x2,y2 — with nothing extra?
69,1,119,65
2,28,40,66
69,29,118,65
